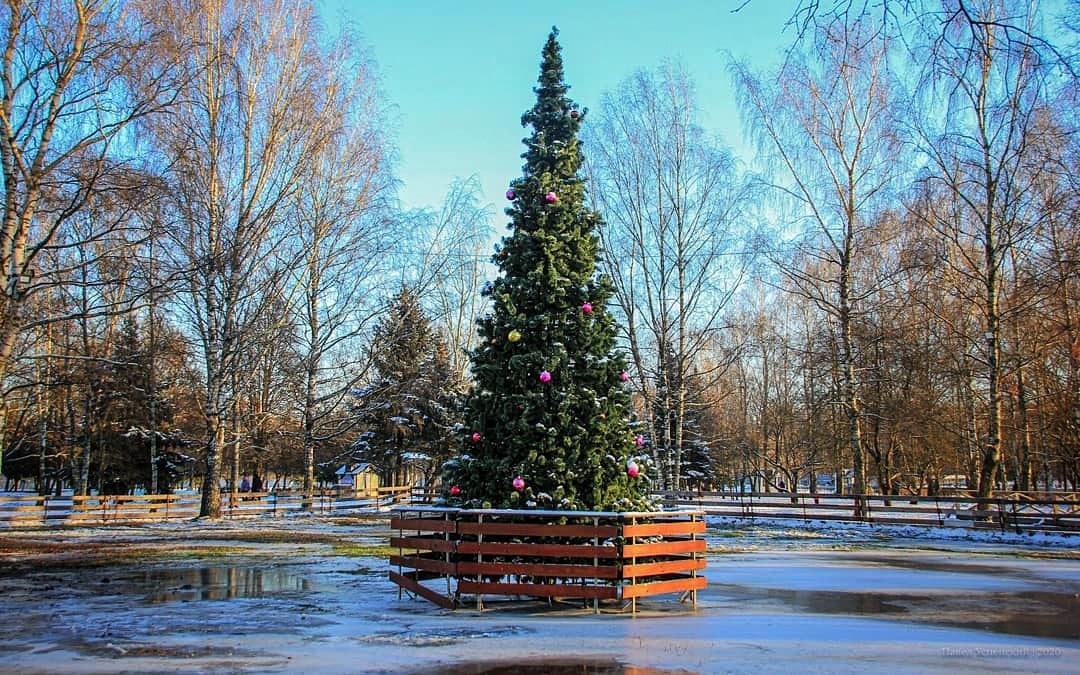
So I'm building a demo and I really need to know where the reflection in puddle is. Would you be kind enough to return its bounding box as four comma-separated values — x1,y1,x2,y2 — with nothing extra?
763,588,910,615
844,554,1022,577
429,659,693,675
716,584,1080,640
946,590,1080,640
139,566,311,602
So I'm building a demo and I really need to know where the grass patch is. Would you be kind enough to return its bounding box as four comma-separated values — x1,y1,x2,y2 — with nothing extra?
0,537,268,570
170,545,258,559
187,530,343,545
332,543,397,558
708,529,747,538
707,546,753,554
1021,549,1080,560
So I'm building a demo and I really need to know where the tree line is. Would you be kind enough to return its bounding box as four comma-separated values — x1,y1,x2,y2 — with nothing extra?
587,0,1080,501
0,0,489,517
1,1,1077,516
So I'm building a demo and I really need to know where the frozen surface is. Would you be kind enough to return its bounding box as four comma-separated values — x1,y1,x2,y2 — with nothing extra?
0,516,1076,674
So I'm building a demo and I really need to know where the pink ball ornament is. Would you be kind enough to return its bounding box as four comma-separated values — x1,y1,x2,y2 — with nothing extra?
471,432,482,443
513,476,525,491
635,435,645,447
506,188,515,200
627,461,640,478
539,370,552,384
450,485,461,496
620,370,630,382
581,302,593,314
545,191,557,203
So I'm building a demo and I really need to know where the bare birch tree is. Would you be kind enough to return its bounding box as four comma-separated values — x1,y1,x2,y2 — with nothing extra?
289,24,396,508
908,0,1062,499
412,176,493,381
142,0,349,518
586,62,750,490
733,14,903,498
0,0,176,477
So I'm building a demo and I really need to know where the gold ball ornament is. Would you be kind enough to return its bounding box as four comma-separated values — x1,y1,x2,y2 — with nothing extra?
508,329,522,343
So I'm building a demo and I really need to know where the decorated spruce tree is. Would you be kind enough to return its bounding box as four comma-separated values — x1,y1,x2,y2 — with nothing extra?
443,29,654,512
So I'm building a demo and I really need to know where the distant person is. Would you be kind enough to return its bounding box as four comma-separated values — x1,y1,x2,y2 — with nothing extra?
251,475,262,492
240,476,251,492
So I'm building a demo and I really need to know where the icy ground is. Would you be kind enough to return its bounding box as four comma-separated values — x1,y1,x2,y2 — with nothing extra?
0,516,1076,674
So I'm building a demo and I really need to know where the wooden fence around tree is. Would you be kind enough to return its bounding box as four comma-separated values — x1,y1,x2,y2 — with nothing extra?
389,506,707,613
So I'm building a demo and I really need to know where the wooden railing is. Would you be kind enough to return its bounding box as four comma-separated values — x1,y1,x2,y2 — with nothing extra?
0,485,429,527
656,490,1080,534
5,485,1077,535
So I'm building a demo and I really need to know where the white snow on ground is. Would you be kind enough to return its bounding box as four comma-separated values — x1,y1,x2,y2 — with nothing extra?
0,515,1076,674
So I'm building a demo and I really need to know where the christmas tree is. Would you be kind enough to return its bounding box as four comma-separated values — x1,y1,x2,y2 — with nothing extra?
443,28,654,512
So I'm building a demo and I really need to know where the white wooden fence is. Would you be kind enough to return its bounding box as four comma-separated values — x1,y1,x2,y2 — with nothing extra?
656,490,1080,535
4,486,1077,535
0,485,420,527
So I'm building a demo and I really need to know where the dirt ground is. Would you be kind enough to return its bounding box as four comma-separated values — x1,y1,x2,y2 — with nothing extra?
0,516,1077,674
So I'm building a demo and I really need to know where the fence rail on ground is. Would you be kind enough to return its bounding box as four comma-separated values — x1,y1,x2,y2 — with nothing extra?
2,486,1078,534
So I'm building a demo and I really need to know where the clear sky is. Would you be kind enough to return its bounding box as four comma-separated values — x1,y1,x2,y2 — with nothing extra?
321,1,797,212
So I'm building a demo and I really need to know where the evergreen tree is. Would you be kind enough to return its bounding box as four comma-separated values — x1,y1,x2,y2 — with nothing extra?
353,286,459,485
444,29,654,512
97,316,188,493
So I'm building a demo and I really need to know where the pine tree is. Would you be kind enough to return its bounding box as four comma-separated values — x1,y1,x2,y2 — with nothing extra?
444,29,654,512
354,286,459,486
98,316,186,493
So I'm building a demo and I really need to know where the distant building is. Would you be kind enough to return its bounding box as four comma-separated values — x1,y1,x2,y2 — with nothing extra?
335,463,380,498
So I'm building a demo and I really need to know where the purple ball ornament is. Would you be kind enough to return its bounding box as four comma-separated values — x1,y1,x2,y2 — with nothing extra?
545,191,557,203
471,432,482,443
506,188,516,200
513,476,525,491
581,302,593,315
635,435,645,447
450,485,461,496
620,370,630,382
539,370,552,384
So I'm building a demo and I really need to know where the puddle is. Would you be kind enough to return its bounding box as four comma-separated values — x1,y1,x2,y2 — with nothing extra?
715,584,1080,639
427,659,694,674
763,588,910,615
844,554,1022,576
110,566,313,602
942,590,1080,640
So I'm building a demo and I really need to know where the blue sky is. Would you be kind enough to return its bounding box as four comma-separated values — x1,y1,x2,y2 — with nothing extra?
322,1,797,212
